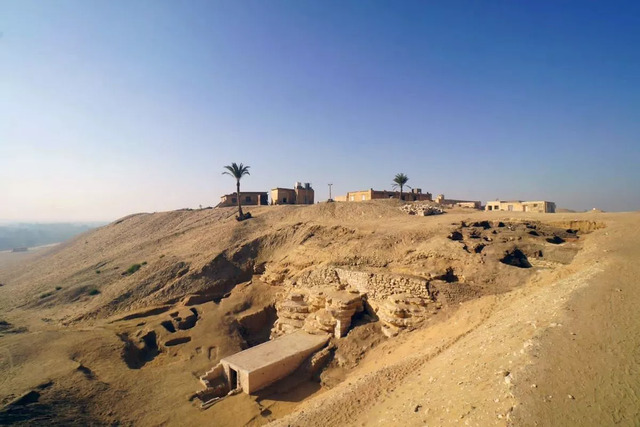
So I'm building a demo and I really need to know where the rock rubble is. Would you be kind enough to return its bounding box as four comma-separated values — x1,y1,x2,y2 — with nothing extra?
399,203,444,216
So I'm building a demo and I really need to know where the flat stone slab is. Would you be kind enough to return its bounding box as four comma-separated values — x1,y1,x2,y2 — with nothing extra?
221,331,329,372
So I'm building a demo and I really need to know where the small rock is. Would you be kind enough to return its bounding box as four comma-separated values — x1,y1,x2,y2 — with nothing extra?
568,394,575,400
414,404,422,412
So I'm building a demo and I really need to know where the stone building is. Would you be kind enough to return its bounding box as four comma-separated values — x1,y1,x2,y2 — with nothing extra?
341,188,432,202
218,192,268,207
271,182,314,205
435,194,481,209
485,200,556,213
199,331,328,397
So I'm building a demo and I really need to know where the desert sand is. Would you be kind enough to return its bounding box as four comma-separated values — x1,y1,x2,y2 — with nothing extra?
0,201,638,425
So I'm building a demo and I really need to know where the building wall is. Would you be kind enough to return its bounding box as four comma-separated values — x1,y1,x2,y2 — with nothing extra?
295,188,315,204
523,201,556,213
485,201,556,213
270,188,297,205
435,194,481,209
220,335,328,394
245,340,326,393
344,189,433,202
346,190,374,202
271,187,315,204
219,192,267,207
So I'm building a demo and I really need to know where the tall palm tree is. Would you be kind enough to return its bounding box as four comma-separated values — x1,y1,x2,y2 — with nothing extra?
392,173,409,201
223,162,251,220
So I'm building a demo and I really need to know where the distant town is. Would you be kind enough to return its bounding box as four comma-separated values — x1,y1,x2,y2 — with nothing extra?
218,182,556,213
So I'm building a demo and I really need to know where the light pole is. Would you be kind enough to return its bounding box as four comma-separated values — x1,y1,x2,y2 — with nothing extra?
328,183,333,202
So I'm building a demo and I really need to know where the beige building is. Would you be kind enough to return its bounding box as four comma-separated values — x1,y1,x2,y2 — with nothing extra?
435,194,481,209
219,192,268,207
271,182,315,205
219,331,328,394
485,200,556,213
342,188,432,202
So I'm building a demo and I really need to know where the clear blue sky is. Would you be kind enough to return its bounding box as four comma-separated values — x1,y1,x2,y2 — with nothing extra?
1,0,639,221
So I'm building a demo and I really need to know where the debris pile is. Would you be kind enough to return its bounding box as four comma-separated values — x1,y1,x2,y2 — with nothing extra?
399,203,444,216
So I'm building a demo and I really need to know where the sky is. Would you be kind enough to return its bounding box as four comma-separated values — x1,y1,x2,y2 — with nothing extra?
1,0,639,221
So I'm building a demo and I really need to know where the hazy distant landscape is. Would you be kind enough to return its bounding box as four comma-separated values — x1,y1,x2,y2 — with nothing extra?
0,223,106,251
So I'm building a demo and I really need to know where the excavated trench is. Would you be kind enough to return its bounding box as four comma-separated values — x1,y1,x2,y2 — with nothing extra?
236,305,278,347
118,331,159,369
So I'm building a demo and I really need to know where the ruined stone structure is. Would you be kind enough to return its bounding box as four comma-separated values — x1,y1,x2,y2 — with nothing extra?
399,203,444,216
218,192,268,207
274,267,440,337
271,182,315,205
341,188,432,202
485,200,556,213
377,293,435,337
272,287,364,338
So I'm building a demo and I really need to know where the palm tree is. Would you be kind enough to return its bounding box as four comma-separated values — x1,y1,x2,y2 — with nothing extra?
223,162,251,220
392,173,409,201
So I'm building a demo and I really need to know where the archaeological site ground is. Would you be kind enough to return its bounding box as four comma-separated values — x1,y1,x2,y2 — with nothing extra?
0,200,638,425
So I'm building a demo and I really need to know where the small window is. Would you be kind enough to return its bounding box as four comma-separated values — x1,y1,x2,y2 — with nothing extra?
350,196,355,201
533,204,538,207
231,198,237,203
245,196,251,203
488,206,492,211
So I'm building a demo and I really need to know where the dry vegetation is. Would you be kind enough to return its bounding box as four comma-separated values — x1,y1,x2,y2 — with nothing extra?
0,201,638,425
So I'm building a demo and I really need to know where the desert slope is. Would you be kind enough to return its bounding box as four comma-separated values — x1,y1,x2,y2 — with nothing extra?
0,202,637,425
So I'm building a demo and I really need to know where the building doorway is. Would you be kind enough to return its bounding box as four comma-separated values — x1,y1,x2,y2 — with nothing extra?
229,368,238,390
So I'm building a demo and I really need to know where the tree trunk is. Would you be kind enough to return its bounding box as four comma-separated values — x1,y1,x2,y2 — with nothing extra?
236,180,244,219
400,184,403,201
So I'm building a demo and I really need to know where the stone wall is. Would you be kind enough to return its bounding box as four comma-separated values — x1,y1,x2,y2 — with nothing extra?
293,267,433,301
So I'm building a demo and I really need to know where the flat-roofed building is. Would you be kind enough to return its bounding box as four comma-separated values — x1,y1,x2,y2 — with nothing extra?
343,188,432,202
219,192,268,207
485,200,556,213
434,194,481,209
220,331,329,394
271,182,315,205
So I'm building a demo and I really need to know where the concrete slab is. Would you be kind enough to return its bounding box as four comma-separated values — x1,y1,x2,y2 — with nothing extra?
220,331,329,393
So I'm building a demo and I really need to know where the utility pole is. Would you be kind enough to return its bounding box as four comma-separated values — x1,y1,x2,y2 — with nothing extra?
328,183,333,201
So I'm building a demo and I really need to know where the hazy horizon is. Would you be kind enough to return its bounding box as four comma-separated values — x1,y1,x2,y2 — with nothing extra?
2,1,639,222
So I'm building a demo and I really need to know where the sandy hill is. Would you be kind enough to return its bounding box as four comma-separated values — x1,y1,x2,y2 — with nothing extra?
0,201,638,426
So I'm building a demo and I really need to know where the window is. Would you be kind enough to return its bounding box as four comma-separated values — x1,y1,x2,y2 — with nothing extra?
245,196,251,203
282,197,287,203
231,198,237,203
350,196,355,201
488,206,492,211
533,204,538,207
508,205,513,211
